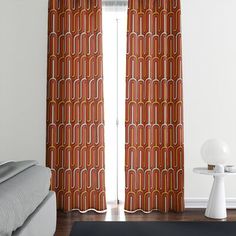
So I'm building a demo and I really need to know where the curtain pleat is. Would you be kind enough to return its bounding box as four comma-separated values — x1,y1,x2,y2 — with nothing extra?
125,0,184,213
46,0,106,212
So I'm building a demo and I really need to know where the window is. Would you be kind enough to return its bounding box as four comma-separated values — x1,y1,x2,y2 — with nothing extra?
103,6,127,203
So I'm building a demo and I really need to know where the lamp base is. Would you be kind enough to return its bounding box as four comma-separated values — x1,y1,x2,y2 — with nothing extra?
208,164,215,170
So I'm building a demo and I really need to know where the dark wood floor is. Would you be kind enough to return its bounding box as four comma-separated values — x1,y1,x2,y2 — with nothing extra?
55,204,236,236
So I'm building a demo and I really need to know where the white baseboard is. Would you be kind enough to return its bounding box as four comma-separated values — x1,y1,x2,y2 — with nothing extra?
185,198,236,209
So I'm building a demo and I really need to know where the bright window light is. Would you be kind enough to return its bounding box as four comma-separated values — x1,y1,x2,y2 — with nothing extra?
103,7,127,203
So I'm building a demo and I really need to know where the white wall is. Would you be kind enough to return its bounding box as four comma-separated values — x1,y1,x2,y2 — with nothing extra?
182,0,236,204
0,0,48,165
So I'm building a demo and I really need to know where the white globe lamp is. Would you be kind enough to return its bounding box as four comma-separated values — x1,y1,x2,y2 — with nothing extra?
201,139,230,171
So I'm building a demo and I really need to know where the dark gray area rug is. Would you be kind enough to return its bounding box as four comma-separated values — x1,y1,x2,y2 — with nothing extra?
70,221,236,236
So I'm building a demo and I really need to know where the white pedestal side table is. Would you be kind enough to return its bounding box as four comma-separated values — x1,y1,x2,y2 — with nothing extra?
193,167,236,219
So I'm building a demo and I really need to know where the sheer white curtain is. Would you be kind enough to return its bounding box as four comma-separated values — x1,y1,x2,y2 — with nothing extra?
102,3,127,203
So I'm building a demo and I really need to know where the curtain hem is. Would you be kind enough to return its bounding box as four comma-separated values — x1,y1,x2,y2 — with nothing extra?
60,208,107,214
124,208,184,214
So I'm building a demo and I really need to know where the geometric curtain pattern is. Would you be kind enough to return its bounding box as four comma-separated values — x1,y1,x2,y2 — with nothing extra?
46,0,106,212
125,0,184,213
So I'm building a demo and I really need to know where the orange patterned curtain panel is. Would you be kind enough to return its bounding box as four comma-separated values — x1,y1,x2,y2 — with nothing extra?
46,0,106,212
125,0,184,213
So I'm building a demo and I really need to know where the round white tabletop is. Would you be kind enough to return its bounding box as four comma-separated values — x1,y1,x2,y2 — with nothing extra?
193,167,236,176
